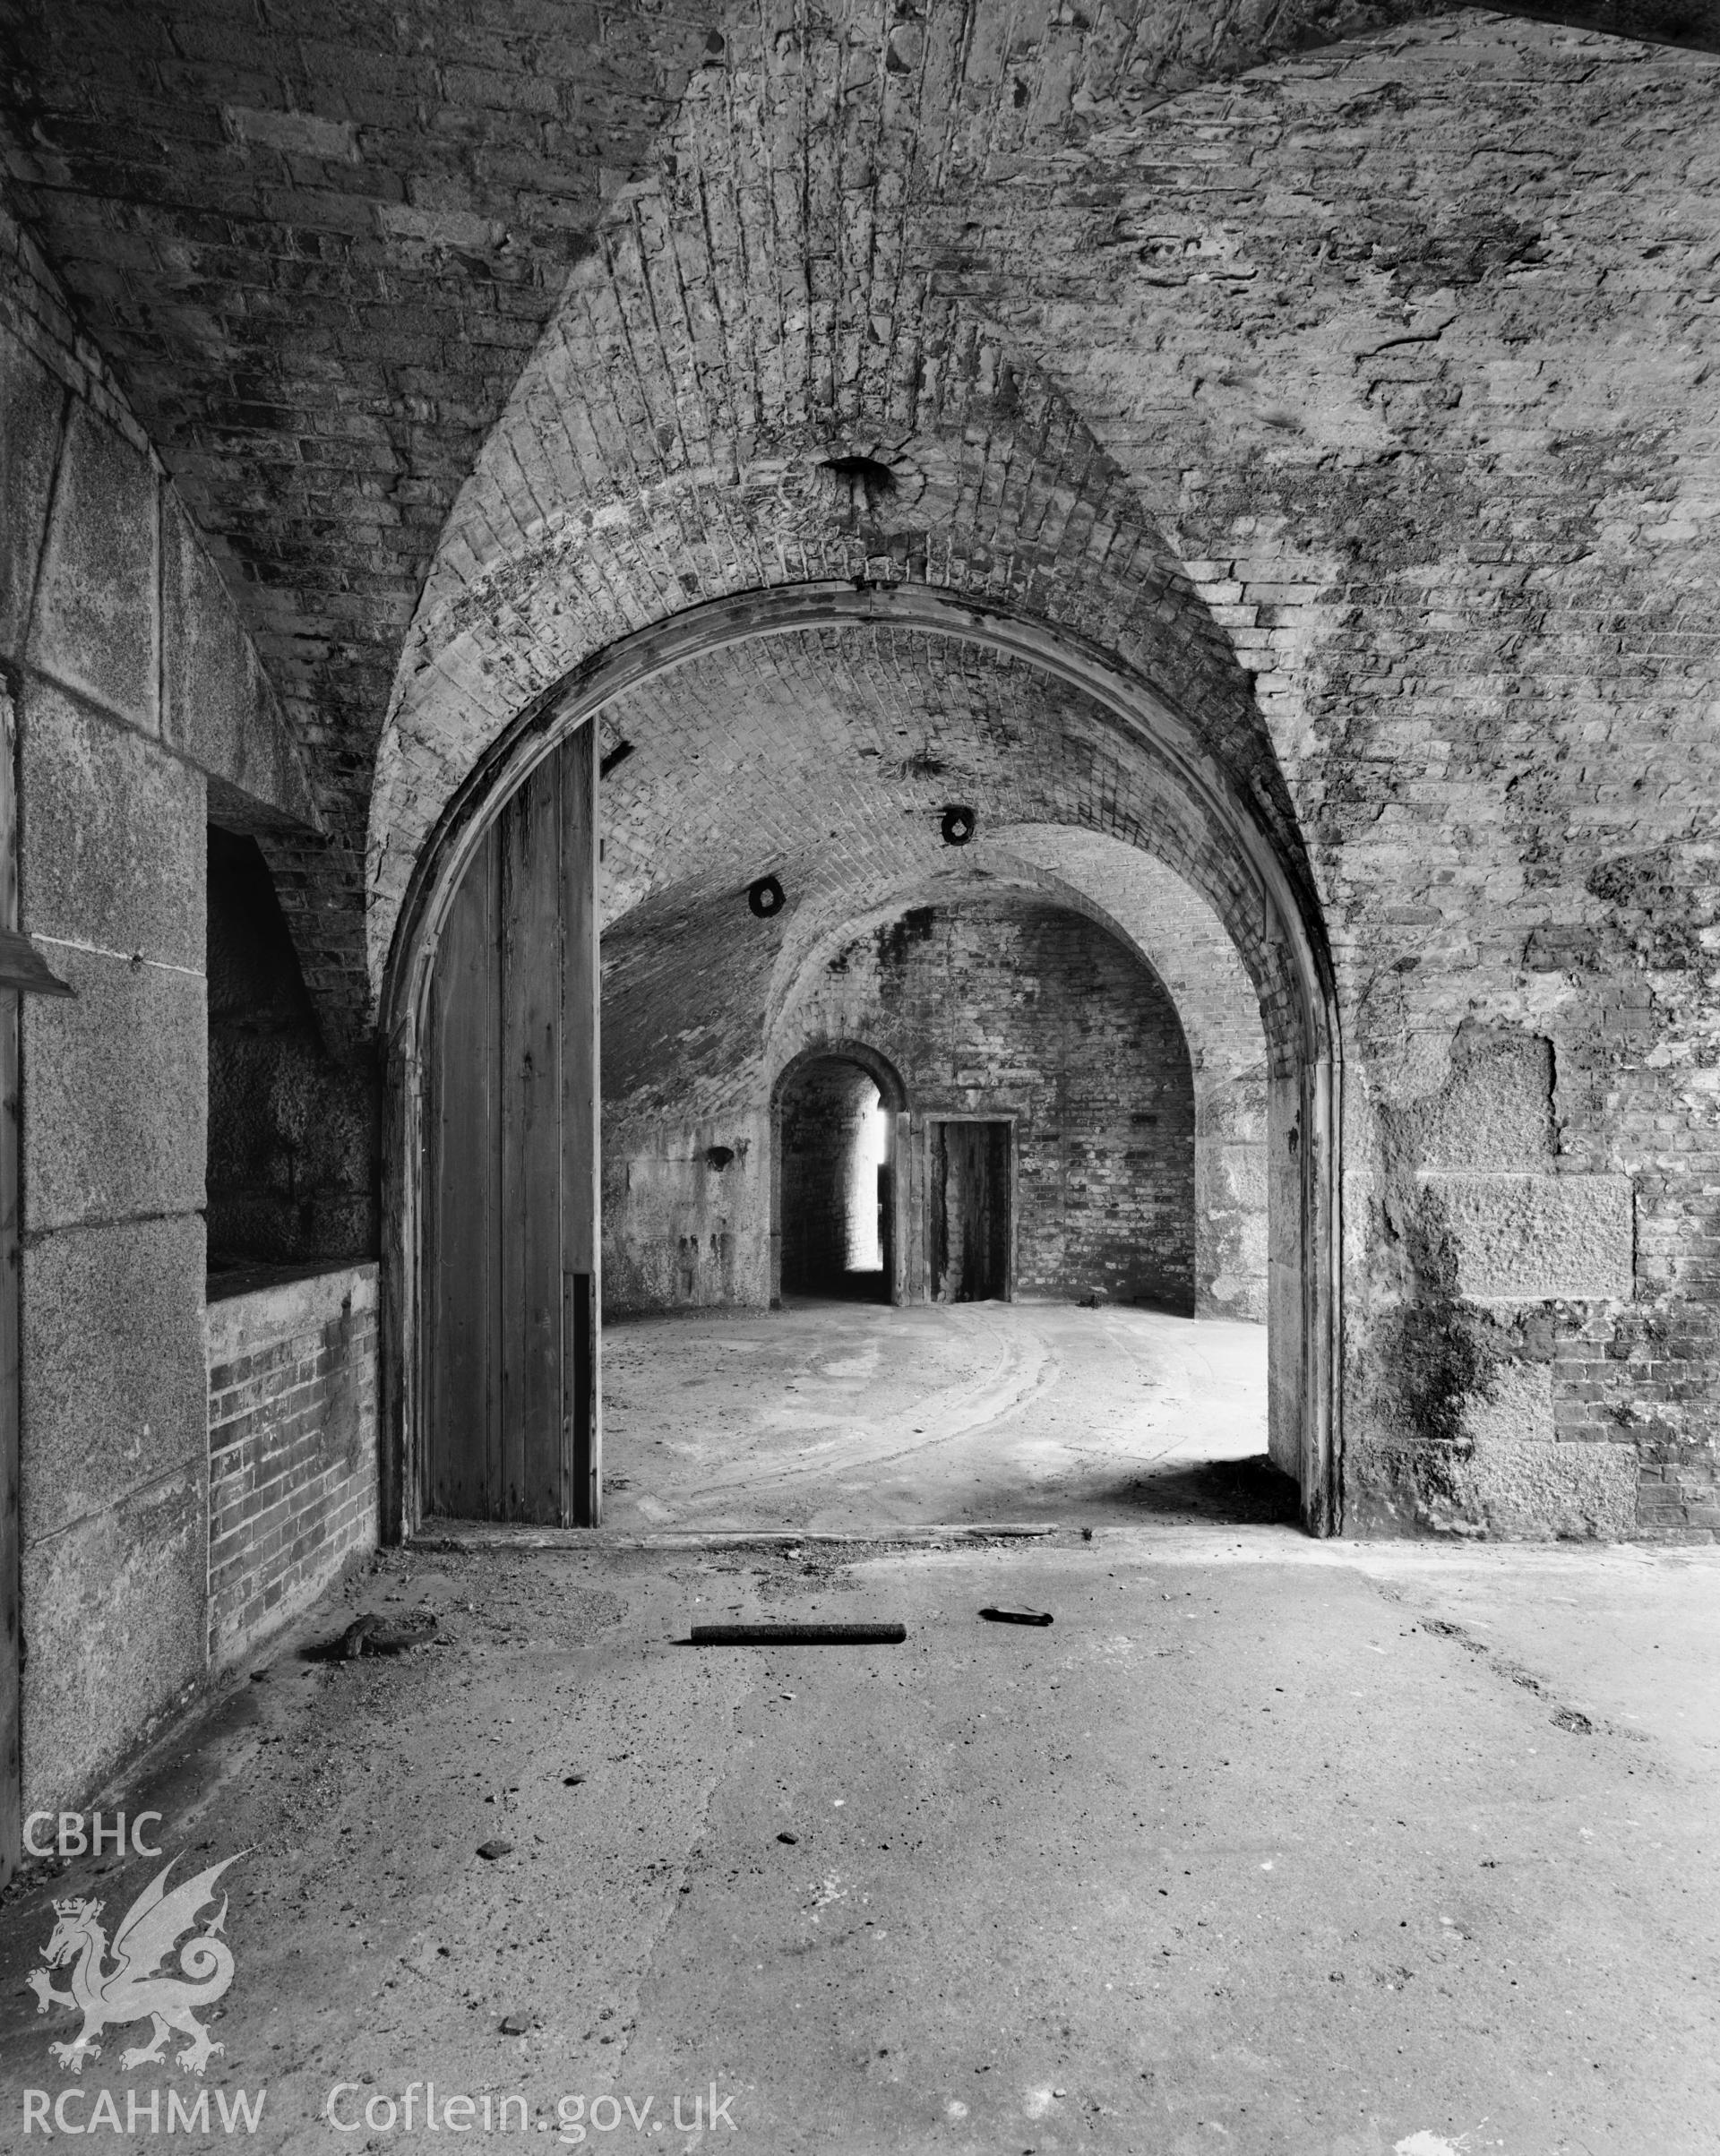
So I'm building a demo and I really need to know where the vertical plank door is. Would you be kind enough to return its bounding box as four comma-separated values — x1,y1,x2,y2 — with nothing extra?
929,1121,1011,1303
424,721,600,1525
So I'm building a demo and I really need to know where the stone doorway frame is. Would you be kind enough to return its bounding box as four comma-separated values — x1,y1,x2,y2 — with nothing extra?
378,580,1345,1539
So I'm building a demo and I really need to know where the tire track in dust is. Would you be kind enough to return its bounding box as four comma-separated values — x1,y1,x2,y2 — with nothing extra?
682,1305,1062,1499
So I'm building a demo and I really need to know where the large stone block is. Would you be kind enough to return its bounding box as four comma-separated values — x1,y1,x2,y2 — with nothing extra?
20,1461,207,1815
1404,1034,1556,1172
1440,1438,1638,1541
161,494,318,826
21,945,205,1233
1461,1358,1555,1447
20,678,204,967
1200,1136,1268,1212
25,402,159,733
0,323,65,655
1196,1136,1268,1320
1420,1172,1634,1302
21,1215,206,1544
1267,1254,1303,1479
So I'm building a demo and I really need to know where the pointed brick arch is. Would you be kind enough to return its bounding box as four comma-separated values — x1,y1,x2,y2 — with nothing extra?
366,9,1318,992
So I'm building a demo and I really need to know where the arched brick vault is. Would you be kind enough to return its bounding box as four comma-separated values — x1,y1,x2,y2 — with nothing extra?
2,5,1716,1047
367,293,1284,981
10,0,1698,798
592,625,1297,1066
0,0,1449,1040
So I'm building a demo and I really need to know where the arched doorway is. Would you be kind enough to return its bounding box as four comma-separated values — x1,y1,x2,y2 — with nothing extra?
382,582,1341,1539
770,1043,907,1307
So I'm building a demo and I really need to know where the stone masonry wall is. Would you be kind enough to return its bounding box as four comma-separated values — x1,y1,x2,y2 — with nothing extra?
2,183,325,1811
206,1266,378,1673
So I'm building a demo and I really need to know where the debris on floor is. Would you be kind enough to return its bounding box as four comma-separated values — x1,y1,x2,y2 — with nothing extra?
690,1620,907,1645
979,1604,1054,1627
333,1610,439,1658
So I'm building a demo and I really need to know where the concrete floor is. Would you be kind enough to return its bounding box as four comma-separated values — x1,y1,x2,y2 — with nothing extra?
600,1300,1274,1533
3,1306,1716,2155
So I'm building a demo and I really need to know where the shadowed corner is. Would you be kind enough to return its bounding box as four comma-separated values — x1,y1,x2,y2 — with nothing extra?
1099,1453,1303,1527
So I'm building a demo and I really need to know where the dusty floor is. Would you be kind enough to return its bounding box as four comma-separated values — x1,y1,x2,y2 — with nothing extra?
2,1307,1716,2155
599,1301,1275,1533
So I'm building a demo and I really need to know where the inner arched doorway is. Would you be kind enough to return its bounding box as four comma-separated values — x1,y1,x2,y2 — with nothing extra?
383,582,1341,1538
771,1043,907,1307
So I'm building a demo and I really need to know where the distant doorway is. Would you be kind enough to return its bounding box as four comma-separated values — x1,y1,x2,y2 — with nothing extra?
929,1119,1012,1303
777,1054,899,1301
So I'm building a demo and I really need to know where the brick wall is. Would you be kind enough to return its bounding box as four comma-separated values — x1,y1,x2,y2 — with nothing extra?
206,1265,378,1672
796,898,1197,1310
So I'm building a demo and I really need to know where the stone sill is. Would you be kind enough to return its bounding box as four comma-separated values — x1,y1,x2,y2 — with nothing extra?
205,1258,378,1363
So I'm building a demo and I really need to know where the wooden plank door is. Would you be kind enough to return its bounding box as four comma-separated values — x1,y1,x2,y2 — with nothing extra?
425,723,600,1524
930,1121,1011,1303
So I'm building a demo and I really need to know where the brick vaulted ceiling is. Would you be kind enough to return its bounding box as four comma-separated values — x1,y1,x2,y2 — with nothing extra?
1,0,1717,1037
594,624,1279,1117
0,0,1429,815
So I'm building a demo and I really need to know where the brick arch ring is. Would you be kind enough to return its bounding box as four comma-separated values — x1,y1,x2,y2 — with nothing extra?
378,580,1346,1537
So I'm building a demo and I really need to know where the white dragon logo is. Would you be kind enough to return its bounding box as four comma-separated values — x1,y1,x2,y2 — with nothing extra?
25,1853,243,2076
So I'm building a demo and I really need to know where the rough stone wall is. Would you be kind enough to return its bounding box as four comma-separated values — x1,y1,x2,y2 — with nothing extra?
207,828,378,1270
1,187,324,1809
958,19,1720,1539
606,895,1197,1314
601,1122,761,1318
206,1266,378,1672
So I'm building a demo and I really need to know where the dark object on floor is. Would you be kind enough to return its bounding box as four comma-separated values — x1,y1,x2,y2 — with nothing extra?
777,1831,798,1844
501,2013,530,2034
690,1621,907,1645
477,1840,514,1860
979,1605,1054,1627
337,1610,439,1658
